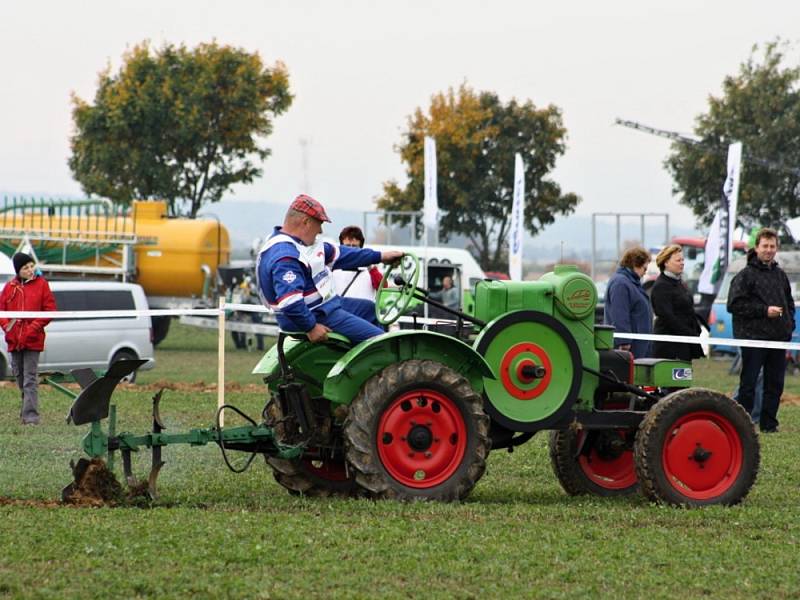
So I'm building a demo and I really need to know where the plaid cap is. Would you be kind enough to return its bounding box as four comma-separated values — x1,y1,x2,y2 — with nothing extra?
290,194,331,222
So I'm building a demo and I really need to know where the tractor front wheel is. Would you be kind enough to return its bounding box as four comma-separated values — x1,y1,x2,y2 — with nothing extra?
549,428,638,496
634,388,759,506
344,360,490,501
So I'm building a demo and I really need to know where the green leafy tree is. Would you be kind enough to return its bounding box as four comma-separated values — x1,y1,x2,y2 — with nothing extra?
69,41,293,217
665,41,800,228
377,84,580,272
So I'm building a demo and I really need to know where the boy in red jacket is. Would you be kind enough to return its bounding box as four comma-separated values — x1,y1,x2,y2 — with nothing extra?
0,253,56,424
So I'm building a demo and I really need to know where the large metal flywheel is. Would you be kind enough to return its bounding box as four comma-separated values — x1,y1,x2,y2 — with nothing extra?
474,310,582,432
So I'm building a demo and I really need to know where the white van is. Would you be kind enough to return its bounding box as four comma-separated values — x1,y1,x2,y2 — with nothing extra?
369,245,486,291
0,281,155,382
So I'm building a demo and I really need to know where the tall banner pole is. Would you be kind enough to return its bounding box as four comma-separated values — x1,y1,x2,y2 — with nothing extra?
698,142,742,296
724,142,742,269
422,136,438,322
423,136,438,246
509,153,525,281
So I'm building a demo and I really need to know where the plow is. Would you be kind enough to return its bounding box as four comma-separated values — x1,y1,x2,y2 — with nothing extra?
62,254,760,507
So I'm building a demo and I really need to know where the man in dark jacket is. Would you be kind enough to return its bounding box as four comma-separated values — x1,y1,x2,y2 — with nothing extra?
727,228,795,433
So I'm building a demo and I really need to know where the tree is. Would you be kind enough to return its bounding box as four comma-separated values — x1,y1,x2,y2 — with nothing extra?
376,84,580,272
69,41,293,217
665,41,800,229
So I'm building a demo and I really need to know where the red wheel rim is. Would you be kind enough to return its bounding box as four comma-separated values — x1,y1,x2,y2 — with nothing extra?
377,389,467,488
661,411,743,500
577,431,637,490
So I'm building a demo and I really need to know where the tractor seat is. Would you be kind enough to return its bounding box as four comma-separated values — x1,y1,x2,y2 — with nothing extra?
279,330,353,349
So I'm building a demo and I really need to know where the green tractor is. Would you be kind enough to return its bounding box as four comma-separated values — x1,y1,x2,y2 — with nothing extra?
64,254,759,507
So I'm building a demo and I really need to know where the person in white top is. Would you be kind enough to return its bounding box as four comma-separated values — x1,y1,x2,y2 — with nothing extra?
332,226,384,301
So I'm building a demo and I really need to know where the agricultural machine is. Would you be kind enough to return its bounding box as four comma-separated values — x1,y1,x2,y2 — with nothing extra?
64,255,760,507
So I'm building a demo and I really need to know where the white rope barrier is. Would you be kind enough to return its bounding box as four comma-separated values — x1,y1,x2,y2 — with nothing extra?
2,307,797,350
616,332,800,352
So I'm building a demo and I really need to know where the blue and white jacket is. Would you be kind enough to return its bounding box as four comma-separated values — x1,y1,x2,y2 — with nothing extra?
256,226,381,332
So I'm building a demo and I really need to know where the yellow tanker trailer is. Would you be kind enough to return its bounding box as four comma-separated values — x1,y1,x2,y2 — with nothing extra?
0,198,230,343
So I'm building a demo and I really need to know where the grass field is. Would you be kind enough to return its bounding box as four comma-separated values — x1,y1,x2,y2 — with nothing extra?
1,323,799,598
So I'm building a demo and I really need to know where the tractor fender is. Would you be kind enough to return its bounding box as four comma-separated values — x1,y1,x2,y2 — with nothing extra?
323,330,494,405
252,333,352,396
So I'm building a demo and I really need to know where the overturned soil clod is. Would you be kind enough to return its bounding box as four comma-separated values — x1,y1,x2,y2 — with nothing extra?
62,458,124,507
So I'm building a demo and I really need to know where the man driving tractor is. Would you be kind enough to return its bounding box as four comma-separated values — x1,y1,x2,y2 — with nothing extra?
256,194,403,344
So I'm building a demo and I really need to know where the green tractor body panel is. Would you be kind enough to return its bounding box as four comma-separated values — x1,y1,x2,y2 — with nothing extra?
252,333,351,396
324,330,494,405
473,279,555,323
634,358,693,388
539,266,601,409
462,289,476,316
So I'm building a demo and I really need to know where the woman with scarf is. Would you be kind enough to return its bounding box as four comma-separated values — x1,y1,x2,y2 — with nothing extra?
604,246,653,358
649,244,704,361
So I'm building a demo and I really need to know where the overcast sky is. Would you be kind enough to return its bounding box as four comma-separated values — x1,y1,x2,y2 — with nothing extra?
1,0,798,230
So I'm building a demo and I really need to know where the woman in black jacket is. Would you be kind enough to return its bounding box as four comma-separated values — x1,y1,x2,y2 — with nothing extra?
650,244,704,361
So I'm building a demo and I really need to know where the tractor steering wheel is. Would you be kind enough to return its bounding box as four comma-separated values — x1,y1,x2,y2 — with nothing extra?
375,253,420,325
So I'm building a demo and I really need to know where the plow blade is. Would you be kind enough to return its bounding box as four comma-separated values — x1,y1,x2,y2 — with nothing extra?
67,359,148,425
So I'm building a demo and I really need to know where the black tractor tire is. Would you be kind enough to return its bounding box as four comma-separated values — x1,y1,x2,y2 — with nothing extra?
634,388,759,507
549,427,639,497
110,349,139,384
151,316,171,347
266,454,362,498
344,359,490,501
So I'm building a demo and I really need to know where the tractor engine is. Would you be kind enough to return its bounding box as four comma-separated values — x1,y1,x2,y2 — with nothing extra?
472,265,601,433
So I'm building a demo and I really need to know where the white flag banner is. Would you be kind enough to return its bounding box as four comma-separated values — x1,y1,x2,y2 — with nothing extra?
423,136,438,230
724,142,742,269
698,211,722,295
698,142,743,295
509,153,525,281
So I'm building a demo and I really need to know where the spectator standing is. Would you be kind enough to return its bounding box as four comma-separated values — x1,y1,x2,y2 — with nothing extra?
332,226,383,301
650,244,704,361
431,275,460,309
727,227,794,433
604,246,653,358
0,253,56,424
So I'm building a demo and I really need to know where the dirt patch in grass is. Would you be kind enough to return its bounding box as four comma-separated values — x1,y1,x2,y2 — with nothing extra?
0,380,265,393
781,393,800,407
141,380,264,393
0,497,64,508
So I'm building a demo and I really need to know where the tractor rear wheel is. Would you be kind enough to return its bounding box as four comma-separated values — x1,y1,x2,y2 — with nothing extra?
549,428,639,496
635,388,759,506
344,359,490,501
267,451,361,498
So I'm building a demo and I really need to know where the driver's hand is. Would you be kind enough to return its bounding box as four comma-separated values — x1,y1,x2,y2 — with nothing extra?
307,323,331,343
381,250,404,265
